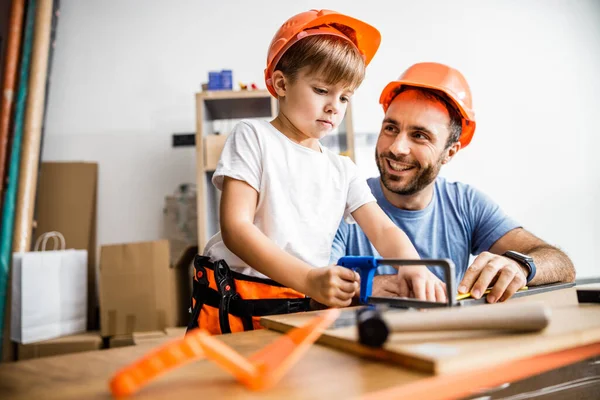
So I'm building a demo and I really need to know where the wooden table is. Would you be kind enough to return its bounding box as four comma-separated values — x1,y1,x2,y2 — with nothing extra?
0,329,428,400
1,288,599,400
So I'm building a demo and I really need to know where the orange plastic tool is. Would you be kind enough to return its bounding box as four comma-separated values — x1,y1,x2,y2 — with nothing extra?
110,328,208,397
109,308,340,397
203,307,340,391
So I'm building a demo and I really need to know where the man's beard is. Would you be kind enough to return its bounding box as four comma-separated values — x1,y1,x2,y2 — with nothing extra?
376,150,443,196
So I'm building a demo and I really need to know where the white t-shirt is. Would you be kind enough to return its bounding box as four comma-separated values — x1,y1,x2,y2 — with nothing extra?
204,119,375,279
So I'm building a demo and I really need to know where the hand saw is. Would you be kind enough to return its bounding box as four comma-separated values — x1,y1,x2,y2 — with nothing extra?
337,256,458,308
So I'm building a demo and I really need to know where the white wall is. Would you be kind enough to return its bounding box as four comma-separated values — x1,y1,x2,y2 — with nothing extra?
43,0,600,277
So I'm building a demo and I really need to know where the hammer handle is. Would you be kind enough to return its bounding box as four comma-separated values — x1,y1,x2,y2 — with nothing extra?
384,302,550,333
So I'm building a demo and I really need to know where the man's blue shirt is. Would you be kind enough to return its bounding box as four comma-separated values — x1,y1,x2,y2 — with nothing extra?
330,176,521,281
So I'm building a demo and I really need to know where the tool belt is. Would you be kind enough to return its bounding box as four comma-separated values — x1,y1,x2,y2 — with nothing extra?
187,255,311,335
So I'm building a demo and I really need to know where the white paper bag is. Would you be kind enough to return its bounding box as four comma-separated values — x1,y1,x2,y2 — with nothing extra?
11,232,88,344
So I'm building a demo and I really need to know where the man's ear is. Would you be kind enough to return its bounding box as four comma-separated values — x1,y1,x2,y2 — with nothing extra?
271,70,287,97
442,141,461,164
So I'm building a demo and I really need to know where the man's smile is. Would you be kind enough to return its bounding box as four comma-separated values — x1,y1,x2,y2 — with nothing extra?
386,159,416,172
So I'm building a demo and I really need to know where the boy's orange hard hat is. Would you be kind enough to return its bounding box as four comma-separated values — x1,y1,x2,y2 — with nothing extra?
379,62,477,148
265,9,381,97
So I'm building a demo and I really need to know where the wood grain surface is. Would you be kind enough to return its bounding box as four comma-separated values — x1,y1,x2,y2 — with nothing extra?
0,329,426,400
0,288,598,399
262,287,600,374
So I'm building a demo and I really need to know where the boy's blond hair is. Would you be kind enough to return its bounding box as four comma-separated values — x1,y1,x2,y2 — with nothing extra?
274,27,365,90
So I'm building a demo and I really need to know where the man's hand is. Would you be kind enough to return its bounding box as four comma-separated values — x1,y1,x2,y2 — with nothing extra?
397,267,447,302
306,266,360,308
372,268,447,302
372,274,403,297
459,251,528,303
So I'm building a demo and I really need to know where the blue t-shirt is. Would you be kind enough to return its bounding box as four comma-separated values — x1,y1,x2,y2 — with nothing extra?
330,176,521,281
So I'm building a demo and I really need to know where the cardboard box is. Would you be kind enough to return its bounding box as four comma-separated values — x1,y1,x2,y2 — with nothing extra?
165,327,187,339
33,162,99,330
203,134,228,170
108,335,135,349
17,332,102,361
99,240,188,337
109,330,168,348
163,184,197,310
132,331,168,345
163,185,197,268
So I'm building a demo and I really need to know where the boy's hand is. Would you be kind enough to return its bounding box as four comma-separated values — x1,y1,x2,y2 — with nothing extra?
396,266,447,302
306,266,360,307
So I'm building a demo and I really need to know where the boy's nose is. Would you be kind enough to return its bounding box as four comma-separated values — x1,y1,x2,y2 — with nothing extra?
325,99,340,114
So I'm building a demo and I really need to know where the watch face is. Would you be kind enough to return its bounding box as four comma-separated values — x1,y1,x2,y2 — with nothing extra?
506,251,533,262
504,251,536,284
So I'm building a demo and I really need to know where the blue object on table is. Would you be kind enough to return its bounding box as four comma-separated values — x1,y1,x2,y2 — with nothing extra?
337,256,378,304
220,69,233,90
208,71,221,90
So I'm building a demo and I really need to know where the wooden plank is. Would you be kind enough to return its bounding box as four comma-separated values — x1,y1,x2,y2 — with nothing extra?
195,93,207,249
203,134,228,171
0,297,598,399
196,89,271,100
341,99,355,162
0,328,427,400
261,288,600,374
362,342,600,400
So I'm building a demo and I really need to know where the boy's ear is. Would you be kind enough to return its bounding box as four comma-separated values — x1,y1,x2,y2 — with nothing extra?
271,70,287,97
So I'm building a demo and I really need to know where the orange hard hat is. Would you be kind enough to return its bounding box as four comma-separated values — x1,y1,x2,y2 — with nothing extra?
379,62,476,148
265,9,381,97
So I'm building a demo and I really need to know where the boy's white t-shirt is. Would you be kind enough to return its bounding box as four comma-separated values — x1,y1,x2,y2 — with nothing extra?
204,119,375,279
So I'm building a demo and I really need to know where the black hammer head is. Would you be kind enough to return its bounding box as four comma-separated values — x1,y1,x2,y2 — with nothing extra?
357,307,389,348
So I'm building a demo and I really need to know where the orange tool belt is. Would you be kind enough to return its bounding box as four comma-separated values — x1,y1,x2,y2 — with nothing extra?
187,255,311,335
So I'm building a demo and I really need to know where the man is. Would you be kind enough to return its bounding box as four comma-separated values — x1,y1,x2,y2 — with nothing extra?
331,62,575,303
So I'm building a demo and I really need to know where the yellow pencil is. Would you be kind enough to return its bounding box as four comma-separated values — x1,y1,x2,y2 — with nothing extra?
457,286,528,301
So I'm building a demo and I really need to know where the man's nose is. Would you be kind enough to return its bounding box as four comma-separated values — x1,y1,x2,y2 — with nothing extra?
389,134,411,155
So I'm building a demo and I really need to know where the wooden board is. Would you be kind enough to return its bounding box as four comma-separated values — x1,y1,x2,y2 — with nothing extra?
261,288,600,374
0,329,428,400
0,316,598,400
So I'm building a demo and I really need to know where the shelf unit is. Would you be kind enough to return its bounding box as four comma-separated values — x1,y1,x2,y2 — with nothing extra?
195,89,356,250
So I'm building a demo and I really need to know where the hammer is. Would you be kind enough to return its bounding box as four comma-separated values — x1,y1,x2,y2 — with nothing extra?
356,301,552,347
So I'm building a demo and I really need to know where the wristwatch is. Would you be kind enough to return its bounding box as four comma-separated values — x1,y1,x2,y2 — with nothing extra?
503,250,536,284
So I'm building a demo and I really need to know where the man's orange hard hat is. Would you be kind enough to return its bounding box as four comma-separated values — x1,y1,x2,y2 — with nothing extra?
264,9,381,97
380,62,476,148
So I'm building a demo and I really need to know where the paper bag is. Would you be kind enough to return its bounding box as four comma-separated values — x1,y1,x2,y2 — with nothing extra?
33,162,98,330
11,232,88,344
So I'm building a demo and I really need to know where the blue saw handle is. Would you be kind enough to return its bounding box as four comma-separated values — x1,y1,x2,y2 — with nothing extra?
337,256,379,304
